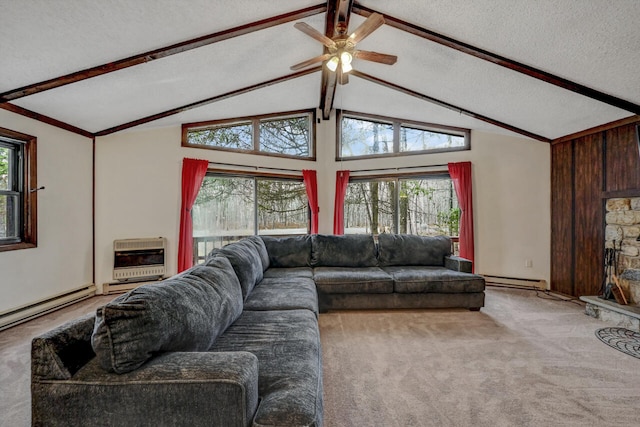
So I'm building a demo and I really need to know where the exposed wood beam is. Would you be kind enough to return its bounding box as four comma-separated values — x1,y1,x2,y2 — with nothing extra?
553,115,639,144
95,67,322,136
351,70,551,142
0,4,326,103
319,0,351,119
0,103,93,138
353,3,640,115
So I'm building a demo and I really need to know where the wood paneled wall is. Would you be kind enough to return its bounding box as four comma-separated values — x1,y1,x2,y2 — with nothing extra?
551,118,640,297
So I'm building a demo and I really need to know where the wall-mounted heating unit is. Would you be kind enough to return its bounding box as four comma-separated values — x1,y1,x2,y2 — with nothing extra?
113,237,166,282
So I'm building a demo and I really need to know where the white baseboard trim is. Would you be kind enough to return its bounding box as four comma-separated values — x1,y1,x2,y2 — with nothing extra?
481,274,547,290
0,284,96,331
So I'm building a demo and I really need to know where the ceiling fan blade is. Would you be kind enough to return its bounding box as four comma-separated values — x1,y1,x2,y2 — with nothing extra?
294,22,336,49
348,13,385,44
290,53,332,70
354,50,398,65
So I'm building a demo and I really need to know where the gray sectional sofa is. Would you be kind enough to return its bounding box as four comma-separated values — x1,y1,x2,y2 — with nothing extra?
31,233,484,426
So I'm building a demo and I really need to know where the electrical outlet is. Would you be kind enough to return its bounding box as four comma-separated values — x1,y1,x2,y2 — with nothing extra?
525,259,533,268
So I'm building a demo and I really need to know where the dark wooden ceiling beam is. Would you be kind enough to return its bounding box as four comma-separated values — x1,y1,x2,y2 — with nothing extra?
319,0,351,120
351,70,551,142
352,3,640,115
0,4,326,103
95,67,322,136
0,103,93,138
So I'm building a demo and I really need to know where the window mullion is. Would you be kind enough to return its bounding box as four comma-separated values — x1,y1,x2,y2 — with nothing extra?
393,122,400,153
253,178,259,235
252,119,260,152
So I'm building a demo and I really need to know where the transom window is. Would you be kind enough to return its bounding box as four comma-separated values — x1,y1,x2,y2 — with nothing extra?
0,127,37,252
345,174,459,237
192,173,309,263
183,110,315,159
338,111,469,159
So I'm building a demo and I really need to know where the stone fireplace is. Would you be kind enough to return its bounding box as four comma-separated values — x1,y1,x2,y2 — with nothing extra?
581,197,640,330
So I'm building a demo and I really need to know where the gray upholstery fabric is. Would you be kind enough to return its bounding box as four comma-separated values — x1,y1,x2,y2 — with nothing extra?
377,233,452,266
92,258,243,374
313,267,393,294
260,235,312,267
262,267,314,279
244,277,319,315
32,351,259,427
444,255,473,273
383,266,486,293
319,292,485,311
214,240,264,300
311,234,378,267
211,310,323,427
32,313,96,381
246,235,270,271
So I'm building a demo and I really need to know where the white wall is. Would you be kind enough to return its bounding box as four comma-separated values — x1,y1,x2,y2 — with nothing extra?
0,109,93,313
95,115,550,290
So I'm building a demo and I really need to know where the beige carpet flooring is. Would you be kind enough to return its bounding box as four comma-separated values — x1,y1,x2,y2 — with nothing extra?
1,288,639,426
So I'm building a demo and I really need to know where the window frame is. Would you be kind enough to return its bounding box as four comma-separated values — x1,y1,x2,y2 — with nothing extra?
0,127,37,252
337,110,470,161
197,169,311,237
182,109,316,160
345,171,458,237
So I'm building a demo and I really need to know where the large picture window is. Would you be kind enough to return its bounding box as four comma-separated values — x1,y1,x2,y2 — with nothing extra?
345,175,459,237
191,173,309,263
338,111,469,159
0,127,37,252
183,110,315,159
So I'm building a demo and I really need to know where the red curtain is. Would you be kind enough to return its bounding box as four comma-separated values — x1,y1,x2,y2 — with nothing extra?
302,170,319,234
177,158,209,273
333,170,350,235
448,162,475,271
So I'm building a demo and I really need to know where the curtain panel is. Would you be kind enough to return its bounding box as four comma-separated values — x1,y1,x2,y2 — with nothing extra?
302,170,319,234
448,161,475,271
333,170,350,235
177,158,209,273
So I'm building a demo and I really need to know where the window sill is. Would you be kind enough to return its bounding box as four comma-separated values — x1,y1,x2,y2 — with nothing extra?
0,242,37,252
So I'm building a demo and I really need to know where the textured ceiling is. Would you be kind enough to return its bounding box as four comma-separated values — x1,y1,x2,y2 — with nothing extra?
1,0,639,140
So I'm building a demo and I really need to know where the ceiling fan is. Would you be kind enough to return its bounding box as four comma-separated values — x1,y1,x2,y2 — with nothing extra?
290,12,397,84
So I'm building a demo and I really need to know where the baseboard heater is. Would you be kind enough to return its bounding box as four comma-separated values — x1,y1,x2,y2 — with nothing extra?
0,284,96,332
481,274,547,290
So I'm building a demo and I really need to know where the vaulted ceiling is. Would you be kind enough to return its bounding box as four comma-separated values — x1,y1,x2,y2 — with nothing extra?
1,0,639,141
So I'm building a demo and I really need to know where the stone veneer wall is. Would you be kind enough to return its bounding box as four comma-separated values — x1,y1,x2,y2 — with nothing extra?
605,197,640,304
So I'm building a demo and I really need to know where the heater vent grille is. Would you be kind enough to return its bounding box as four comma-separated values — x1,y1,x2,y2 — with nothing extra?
113,237,166,281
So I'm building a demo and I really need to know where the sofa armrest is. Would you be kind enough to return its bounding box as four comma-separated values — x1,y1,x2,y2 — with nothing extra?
444,255,473,273
32,351,259,427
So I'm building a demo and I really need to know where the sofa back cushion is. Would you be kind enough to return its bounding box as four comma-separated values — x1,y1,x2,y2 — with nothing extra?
311,234,378,267
261,235,312,267
245,235,270,271
377,234,452,266
214,239,264,299
91,257,243,374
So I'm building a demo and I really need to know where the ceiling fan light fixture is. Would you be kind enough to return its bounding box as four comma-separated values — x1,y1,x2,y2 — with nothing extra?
341,61,353,73
340,51,352,65
326,56,340,72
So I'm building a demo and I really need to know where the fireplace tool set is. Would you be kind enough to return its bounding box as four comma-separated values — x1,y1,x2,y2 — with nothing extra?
601,240,628,305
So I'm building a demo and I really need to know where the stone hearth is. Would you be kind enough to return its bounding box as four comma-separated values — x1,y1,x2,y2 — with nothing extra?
582,197,640,331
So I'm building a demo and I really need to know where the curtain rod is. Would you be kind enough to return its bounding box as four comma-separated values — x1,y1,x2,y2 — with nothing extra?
350,163,449,173
208,161,303,174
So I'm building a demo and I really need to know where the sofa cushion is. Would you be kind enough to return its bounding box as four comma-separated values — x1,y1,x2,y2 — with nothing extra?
313,267,393,294
383,266,485,293
262,267,314,279
377,234,452,266
210,309,323,427
91,258,243,374
214,239,264,300
311,234,378,267
246,235,270,271
261,235,312,267
244,277,319,315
